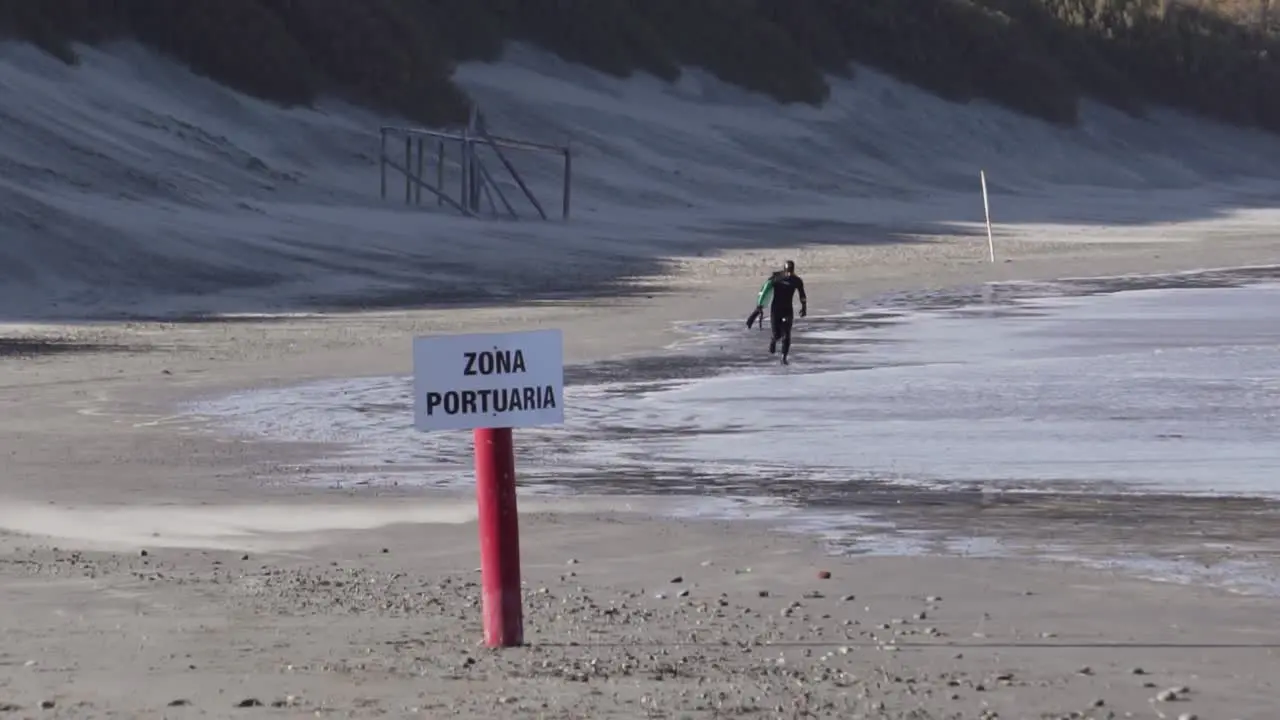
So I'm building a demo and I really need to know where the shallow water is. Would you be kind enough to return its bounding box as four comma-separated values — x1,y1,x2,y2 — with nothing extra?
189,267,1280,496
185,266,1280,593
659,281,1280,497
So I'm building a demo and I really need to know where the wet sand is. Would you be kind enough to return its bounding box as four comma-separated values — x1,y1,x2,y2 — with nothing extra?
2,235,1280,717
185,263,1280,603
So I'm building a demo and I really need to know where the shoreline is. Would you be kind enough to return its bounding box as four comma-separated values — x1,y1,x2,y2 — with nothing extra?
2,234,1279,717
175,258,1280,601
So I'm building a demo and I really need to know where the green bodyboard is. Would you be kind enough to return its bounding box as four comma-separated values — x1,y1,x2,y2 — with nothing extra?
755,275,774,307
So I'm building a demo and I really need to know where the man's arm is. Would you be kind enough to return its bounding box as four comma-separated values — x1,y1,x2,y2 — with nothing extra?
797,276,807,316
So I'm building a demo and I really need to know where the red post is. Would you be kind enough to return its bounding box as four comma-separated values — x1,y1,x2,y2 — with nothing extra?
473,427,523,647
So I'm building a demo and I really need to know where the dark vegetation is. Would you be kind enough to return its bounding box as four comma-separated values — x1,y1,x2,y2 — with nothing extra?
1,0,1278,132
0,337,135,357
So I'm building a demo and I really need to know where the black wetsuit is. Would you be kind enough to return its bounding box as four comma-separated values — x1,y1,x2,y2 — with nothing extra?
766,272,806,358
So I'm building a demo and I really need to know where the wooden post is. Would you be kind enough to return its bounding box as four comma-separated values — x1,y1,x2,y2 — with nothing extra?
469,141,481,213
436,140,445,207
562,146,572,221
465,131,476,210
379,129,387,200
415,136,424,205
404,135,412,205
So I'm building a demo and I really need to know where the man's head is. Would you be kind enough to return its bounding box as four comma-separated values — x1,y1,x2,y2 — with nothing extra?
782,260,796,276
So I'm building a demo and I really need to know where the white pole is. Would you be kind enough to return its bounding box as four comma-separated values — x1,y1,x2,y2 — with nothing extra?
980,169,995,263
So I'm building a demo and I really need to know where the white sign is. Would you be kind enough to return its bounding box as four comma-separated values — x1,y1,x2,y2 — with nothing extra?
413,329,565,432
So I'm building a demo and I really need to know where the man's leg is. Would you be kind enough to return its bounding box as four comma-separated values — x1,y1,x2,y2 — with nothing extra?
769,310,785,354
779,312,794,363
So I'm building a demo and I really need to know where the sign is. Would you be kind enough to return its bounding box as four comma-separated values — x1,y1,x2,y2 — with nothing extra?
413,329,565,432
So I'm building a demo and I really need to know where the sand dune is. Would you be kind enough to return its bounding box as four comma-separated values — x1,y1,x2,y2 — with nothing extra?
3,40,1280,321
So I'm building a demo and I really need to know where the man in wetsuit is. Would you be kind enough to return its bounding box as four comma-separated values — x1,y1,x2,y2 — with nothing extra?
750,260,807,364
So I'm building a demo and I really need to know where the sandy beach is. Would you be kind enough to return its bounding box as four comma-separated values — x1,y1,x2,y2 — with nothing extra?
3,231,1279,718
